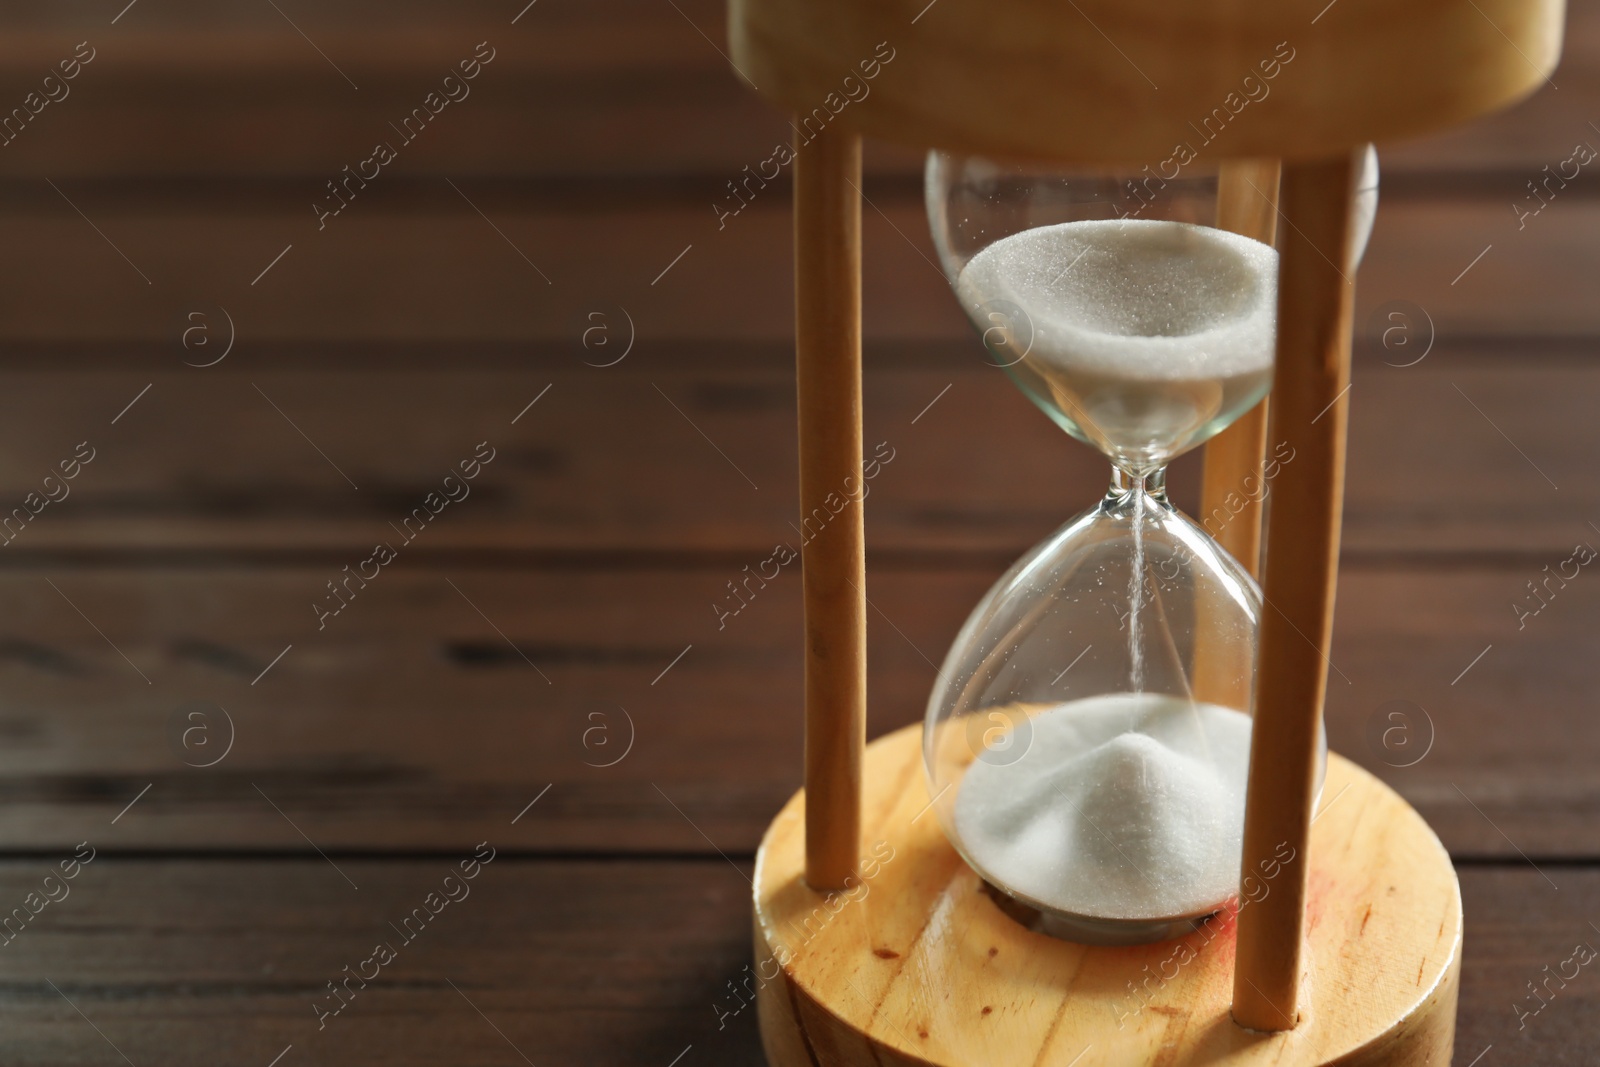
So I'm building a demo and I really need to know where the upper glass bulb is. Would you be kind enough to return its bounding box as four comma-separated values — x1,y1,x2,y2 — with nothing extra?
926,149,1377,472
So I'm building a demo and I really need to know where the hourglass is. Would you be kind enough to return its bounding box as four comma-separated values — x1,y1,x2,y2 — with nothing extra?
920,152,1376,945
730,0,1563,1061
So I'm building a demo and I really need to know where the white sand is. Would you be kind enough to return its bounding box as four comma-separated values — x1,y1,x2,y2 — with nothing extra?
955,218,1277,382
954,693,1253,921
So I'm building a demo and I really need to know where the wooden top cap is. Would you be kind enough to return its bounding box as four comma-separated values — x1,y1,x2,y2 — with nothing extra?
728,0,1565,162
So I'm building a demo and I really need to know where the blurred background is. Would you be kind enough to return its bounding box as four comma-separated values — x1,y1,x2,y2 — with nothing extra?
0,0,1594,1063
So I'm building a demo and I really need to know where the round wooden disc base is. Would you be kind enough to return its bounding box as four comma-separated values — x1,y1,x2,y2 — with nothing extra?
752,724,1461,1066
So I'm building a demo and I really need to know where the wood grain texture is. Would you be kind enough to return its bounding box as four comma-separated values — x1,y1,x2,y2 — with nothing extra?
731,0,1563,162
0,856,1577,1067
0,0,1590,1059
0,189,968,344
0,187,1594,344
1203,158,1279,578
0,856,765,1067
754,724,1461,1066
0,0,778,179
0,562,1582,856
0,351,1590,559
1234,152,1363,1031
1193,159,1278,710
0,0,1594,180
793,125,865,889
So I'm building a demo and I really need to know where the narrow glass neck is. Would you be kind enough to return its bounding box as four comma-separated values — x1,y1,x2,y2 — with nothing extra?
1108,465,1167,501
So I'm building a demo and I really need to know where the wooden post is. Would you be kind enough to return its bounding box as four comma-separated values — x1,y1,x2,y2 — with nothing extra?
1232,151,1361,1032
1192,160,1281,711
1202,159,1281,579
794,124,865,891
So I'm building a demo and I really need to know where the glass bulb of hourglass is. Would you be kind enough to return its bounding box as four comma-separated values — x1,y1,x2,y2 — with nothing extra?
955,217,1277,472
922,150,1377,944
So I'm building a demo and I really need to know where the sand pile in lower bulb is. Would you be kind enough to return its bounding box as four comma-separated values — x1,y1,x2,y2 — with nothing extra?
954,693,1253,921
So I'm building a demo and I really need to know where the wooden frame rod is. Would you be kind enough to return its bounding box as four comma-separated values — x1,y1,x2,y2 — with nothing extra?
794,123,866,891
1232,151,1362,1032
1192,160,1281,712
1201,159,1281,579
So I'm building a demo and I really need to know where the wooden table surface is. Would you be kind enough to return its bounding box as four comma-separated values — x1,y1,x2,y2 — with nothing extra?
0,1,1595,1063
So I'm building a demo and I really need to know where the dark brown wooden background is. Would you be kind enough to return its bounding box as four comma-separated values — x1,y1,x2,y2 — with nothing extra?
0,0,1594,1063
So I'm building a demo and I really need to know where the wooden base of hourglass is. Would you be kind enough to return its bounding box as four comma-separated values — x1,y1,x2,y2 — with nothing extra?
752,724,1461,1067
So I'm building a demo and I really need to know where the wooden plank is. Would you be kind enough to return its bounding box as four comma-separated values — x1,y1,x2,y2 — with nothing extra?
1323,564,1600,862
0,0,791,180
0,359,1128,557
1455,867,1600,1060
0,351,1588,558
0,858,1583,1064
0,185,1587,348
0,564,1588,856
1357,198,1600,339
0,188,1593,343
0,0,1594,179
0,856,765,1066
